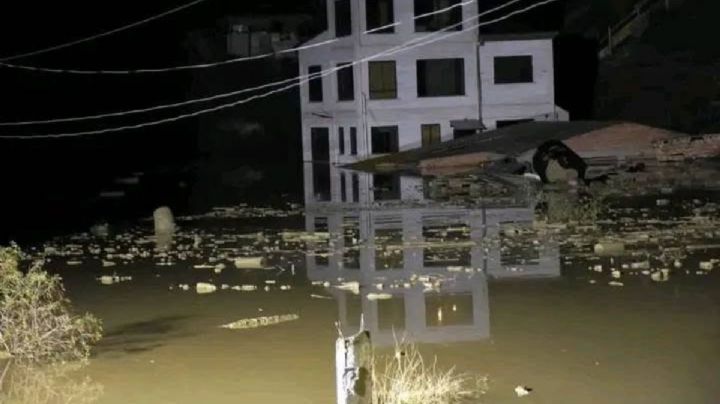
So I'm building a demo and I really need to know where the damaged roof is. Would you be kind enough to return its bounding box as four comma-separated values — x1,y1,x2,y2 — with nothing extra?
350,121,618,171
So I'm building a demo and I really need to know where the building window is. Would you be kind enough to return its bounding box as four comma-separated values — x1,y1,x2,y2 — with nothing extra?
494,55,533,84
337,63,354,101
350,127,358,155
369,61,397,99
311,127,330,161
371,126,399,154
414,0,462,32
421,124,441,147
352,173,360,202
308,65,323,102
496,119,534,128
417,58,465,97
373,174,401,200
340,172,347,202
366,0,395,33
335,0,352,37
338,127,346,155
311,163,331,201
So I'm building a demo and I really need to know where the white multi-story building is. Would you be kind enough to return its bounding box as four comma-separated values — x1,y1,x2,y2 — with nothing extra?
298,0,569,163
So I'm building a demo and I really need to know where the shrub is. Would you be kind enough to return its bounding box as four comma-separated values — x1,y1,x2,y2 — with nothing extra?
0,361,103,404
0,246,102,363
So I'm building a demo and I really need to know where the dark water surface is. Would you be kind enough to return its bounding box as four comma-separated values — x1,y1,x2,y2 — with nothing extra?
3,166,720,403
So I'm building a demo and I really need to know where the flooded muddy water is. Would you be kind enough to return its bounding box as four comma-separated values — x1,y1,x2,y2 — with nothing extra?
3,164,720,403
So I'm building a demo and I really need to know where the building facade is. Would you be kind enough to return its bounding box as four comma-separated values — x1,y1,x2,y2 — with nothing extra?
298,0,569,164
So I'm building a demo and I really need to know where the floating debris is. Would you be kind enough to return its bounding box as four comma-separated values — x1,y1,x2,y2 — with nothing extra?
232,285,257,292
335,281,360,294
367,293,393,301
98,275,132,285
234,257,265,269
514,386,532,397
196,282,217,294
594,241,625,256
219,314,299,330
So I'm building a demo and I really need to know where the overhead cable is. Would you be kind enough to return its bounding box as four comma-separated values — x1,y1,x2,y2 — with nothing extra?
0,0,559,140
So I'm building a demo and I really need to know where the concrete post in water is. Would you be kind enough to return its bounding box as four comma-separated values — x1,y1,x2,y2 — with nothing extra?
153,206,175,235
335,320,372,404
153,207,175,250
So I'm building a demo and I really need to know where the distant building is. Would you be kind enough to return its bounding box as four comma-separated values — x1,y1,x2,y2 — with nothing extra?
298,0,569,164
227,14,313,58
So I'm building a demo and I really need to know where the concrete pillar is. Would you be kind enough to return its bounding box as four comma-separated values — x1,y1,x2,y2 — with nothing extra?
335,327,372,404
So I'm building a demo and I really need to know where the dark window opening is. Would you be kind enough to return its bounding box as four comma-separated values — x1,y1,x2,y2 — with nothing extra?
425,294,474,327
352,173,360,202
311,164,331,202
335,0,352,37
340,172,347,202
373,173,401,200
338,127,345,155
378,298,405,330
366,0,395,33
337,63,355,101
350,127,358,155
371,126,399,154
375,228,404,269
417,58,465,97
308,65,323,102
369,61,397,99
343,217,360,268
414,0,462,32
494,55,533,84
496,118,534,128
311,127,330,161
314,217,330,265
421,124,441,147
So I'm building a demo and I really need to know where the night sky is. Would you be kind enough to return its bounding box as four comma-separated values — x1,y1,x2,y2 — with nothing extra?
0,0,577,241
0,0,317,241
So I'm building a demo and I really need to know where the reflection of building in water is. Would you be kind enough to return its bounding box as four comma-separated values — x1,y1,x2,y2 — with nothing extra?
303,164,560,345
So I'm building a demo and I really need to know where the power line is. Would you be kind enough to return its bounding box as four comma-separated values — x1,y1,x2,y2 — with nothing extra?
0,38,340,75
0,0,211,62
0,0,526,128
0,0,559,140
0,0,481,75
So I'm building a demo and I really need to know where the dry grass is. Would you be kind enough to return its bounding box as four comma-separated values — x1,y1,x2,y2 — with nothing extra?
372,339,487,404
0,246,102,363
0,361,103,404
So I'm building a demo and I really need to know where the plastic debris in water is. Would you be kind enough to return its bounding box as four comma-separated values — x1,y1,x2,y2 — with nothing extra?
366,293,392,301
335,281,360,294
219,314,299,330
514,386,532,397
234,256,265,269
98,275,132,285
232,285,257,291
196,282,217,294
